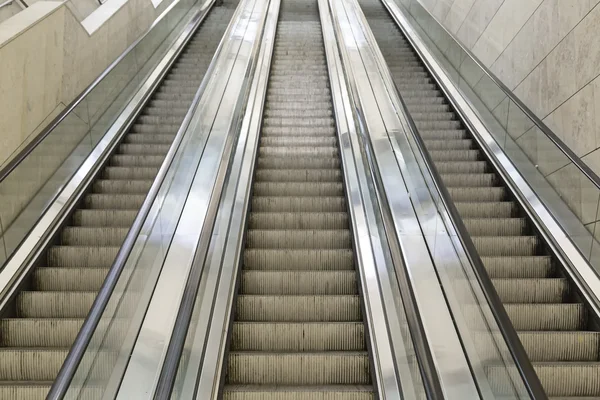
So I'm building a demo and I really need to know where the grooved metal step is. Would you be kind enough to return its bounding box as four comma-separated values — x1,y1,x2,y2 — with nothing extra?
221,1,374,396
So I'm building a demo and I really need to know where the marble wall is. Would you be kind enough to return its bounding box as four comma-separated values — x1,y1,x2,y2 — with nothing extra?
411,0,600,233
0,0,176,166
417,0,600,162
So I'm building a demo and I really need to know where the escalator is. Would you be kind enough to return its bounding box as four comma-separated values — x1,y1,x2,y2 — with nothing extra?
220,0,375,398
358,0,600,397
0,3,236,397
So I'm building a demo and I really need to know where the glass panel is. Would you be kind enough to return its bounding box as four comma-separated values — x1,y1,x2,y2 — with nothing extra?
399,125,531,399
0,0,199,269
390,0,600,276
0,108,92,257
64,79,210,397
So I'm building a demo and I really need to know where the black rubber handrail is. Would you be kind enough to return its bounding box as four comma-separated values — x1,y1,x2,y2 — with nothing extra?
389,61,549,400
0,0,195,185
46,2,218,397
396,0,600,193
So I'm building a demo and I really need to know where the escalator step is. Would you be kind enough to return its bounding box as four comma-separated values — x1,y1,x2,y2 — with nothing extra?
33,267,109,291
249,212,348,229
255,168,342,182
241,271,357,294
246,229,351,249
251,197,346,212
235,295,362,322
231,322,365,351
253,182,344,196
226,352,370,385
243,249,354,271
71,209,138,227
47,246,119,268
16,292,96,318
222,385,375,400
464,218,527,236
504,303,585,331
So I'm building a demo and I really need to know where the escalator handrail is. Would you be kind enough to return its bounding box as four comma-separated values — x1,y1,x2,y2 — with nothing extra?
45,1,224,397
394,0,600,194
0,0,202,184
380,29,549,400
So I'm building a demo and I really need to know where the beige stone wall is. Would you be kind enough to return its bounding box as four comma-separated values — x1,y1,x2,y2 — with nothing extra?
413,0,600,169
0,0,176,166
401,0,600,233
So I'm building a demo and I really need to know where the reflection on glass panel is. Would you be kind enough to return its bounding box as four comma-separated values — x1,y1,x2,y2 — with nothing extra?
515,126,570,177
506,100,535,140
0,109,92,258
492,98,509,130
0,0,198,270
473,74,505,111
546,163,600,225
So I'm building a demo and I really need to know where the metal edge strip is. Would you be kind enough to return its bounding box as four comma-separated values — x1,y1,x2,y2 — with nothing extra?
319,0,408,398
349,1,537,398
325,0,463,397
381,0,600,323
85,5,253,397
152,0,272,396
184,0,279,397
113,0,270,396
331,0,488,398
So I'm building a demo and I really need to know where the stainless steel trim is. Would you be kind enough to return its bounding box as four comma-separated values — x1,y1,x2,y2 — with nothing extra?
321,0,412,397
114,0,269,396
357,1,547,397
45,2,220,398
329,0,482,398
182,0,278,397
381,0,600,322
0,0,217,326
153,0,271,395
